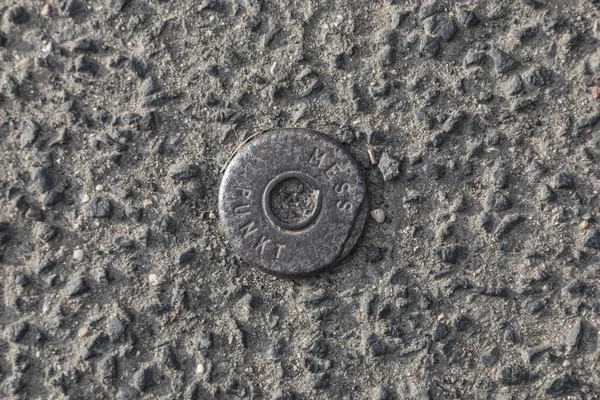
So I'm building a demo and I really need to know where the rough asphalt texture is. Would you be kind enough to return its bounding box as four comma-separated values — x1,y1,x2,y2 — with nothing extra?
1,0,600,399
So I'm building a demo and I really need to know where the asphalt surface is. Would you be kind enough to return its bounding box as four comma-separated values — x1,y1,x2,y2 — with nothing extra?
1,0,600,399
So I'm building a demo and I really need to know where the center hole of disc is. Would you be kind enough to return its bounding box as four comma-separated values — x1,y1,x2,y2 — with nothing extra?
269,178,319,225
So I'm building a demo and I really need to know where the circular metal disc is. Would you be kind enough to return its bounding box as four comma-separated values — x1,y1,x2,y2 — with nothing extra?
218,128,368,277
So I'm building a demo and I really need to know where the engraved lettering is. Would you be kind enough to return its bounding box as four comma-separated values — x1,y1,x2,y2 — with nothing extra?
337,200,352,211
309,148,327,168
239,221,258,238
234,204,251,215
236,187,252,198
275,243,286,260
335,182,350,194
325,162,342,180
255,236,272,255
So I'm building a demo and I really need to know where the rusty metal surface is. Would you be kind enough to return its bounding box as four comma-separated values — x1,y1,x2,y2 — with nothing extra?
218,128,368,276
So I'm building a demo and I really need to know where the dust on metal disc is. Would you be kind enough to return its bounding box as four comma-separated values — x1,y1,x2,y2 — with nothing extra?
218,128,368,277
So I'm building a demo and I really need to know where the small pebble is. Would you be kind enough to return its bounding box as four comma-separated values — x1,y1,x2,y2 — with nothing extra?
84,197,112,218
132,368,154,392
581,220,589,230
368,148,377,165
65,277,89,296
159,345,180,370
370,209,386,223
378,152,401,181
365,245,385,263
432,321,449,341
583,230,600,250
9,321,29,342
436,246,459,263
488,46,519,74
363,333,386,357
73,249,84,261
169,163,198,180
74,55,99,75
458,9,479,27
553,172,574,189
566,320,583,349
41,4,52,17
196,363,205,375
149,273,160,286
78,327,90,337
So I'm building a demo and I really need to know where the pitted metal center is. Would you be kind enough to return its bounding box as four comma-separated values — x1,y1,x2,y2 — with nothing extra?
263,171,323,231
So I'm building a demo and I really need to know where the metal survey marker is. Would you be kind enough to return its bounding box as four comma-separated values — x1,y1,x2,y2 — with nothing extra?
219,128,368,276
